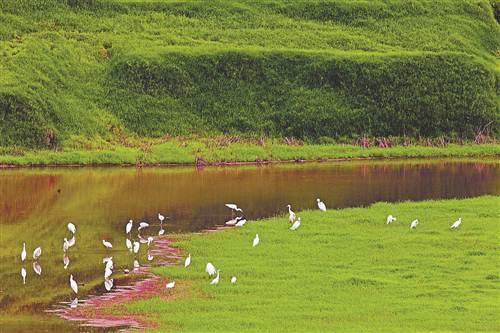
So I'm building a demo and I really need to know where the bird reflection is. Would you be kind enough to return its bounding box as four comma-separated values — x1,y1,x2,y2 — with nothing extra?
63,254,70,270
33,261,42,275
21,267,27,284
104,278,113,291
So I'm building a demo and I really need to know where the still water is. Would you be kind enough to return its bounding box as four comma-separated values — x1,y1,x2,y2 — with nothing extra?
0,159,498,331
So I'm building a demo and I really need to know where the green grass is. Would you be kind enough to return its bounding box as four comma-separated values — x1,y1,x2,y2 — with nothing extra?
0,140,499,166
0,0,498,148
129,196,500,332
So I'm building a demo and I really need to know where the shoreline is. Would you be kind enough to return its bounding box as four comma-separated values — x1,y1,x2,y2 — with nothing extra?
0,142,498,169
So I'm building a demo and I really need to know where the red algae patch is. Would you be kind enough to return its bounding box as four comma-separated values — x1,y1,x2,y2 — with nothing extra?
49,238,182,331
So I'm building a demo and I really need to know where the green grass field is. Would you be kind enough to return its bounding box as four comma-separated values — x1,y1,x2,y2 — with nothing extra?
0,0,498,149
1,140,499,166
129,196,500,332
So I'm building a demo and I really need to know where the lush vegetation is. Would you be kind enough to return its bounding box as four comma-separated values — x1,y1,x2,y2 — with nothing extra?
0,0,498,149
0,140,499,166
129,196,500,332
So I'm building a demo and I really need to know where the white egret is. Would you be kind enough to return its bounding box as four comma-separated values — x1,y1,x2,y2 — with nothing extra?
147,236,153,247
317,198,327,212
235,219,247,227
105,258,114,271
69,274,78,294
231,276,237,284
290,217,301,231
252,234,260,247
67,222,76,234
33,262,42,275
386,215,397,224
185,254,191,268
21,242,26,262
67,236,76,248
33,246,42,260
70,298,78,308
287,204,296,224
138,222,149,231
205,263,216,277
158,213,165,224
63,254,70,269
21,267,27,284
225,216,242,226
225,203,243,213
166,281,175,289
104,278,113,291
104,267,113,279
210,270,221,285
410,219,419,230
102,240,113,248
133,241,140,254
126,238,133,252
450,218,462,229
126,220,133,234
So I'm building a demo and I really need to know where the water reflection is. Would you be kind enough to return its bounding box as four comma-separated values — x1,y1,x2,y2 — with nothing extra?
0,159,498,331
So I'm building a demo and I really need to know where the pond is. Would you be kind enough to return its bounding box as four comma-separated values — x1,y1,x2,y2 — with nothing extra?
0,159,498,332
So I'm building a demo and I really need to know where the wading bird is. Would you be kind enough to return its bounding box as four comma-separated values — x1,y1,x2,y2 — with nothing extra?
102,240,113,249
317,198,327,212
126,220,133,234
386,215,397,224
410,219,419,230
235,219,247,227
210,270,221,285
166,281,175,289
21,267,26,285
67,236,75,248
158,214,165,224
69,274,78,294
231,276,237,284
185,254,191,268
450,218,462,230
206,263,216,277
290,217,301,231
253,234,260,247
67,223,76,234
21,242,26,262
287,205,296,224
138,222,149,231
33,246,42,260
104,267,113,279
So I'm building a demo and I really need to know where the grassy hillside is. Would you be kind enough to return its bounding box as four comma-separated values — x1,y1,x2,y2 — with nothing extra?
0,0,498,148
130,196,500,332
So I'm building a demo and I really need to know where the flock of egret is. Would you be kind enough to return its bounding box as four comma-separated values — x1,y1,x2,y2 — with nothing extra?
18,198,463,305
386,214,462,231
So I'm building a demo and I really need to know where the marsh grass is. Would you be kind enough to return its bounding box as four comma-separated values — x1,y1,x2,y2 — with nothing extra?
130,196,500,332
